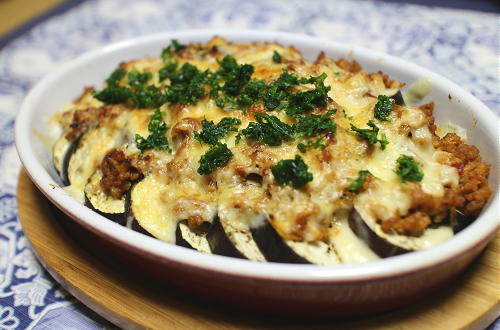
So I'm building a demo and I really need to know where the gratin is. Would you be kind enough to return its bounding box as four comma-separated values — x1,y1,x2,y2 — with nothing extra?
51,37,492,264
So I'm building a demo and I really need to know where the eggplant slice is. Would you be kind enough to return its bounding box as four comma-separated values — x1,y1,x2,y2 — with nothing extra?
251,220,342,265
348,210,407,257
67,126,125,189
84,168,126,225
128,174,214,253
349,208,453,258
251,221,309,264
53,134,82,186
175,221,211,253
209,175,268,262
207,215,266,261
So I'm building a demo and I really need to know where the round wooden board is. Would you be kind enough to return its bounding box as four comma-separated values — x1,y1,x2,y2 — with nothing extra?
17,171,499,329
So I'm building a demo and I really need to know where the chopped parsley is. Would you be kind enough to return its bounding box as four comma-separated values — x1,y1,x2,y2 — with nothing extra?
350,120,389,150
272,50,282,63
92,67,132,104
135,108,171,152
93,85,133,104
164,63,210,104
232,79,267,110
171,39,187,52
236,110,336,148
210,56,258,109
294,110,335,152
374,95,393,121
271,155,313,188
106,67,127,86
133,85,166,108
127,69,152,89
194,117,242,145
158,61,178,82
348,170,371,192
197,143,233,175
263,70,301,110
236,113,294,146
161,39,187,64
285,73,330,117
216,55,241,80
293,110,336,137
297,136,326,153
223,64,254,97
394,155,424,182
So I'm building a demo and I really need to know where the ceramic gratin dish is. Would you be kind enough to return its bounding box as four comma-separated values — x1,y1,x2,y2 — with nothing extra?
15,30,499,316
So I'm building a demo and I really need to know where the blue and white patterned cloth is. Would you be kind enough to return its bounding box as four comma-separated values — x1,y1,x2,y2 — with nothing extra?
0,0,498,328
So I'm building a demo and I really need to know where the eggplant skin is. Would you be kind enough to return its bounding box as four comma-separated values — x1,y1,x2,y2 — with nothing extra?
251,221,309,264
176,220,212,251
84,194,126,225
348,210,408,258
176,221,195,250
206,217,246,259
392,90,405,106
452,211,473,234
55,135,81,186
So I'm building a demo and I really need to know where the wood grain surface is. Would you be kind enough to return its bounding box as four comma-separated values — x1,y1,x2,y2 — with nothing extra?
0,0,63,35
16,170,499,329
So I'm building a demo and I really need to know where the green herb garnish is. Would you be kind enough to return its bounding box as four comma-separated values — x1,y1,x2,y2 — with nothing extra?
135,108,171,152
210,56,258,109
263,70,301,110
350,120,389,150
236,113,294,146
106,67,127,86
171,39,186,52
293,110,336,137
127,69,152,89
297,136,326,153
272,50,282,63
285,73,330,117
133,85,166,108
348,170,371,192
271,155,313,188
223,64,254,97
394,155,424,182
93,85,133,104
158,61,178,82
374,95,393,121
197,143,233,175
216,55,241,80
194,117,242,145
161,39,187,64
165,63,210,104
232,79,267,110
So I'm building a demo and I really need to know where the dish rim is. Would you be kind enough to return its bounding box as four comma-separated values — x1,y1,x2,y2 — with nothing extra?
15,29,499,282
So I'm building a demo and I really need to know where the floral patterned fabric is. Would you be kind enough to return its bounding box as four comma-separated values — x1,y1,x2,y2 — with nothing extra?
0,0,497,328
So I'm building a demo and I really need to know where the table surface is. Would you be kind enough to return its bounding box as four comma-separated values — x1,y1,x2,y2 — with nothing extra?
0,0,498,328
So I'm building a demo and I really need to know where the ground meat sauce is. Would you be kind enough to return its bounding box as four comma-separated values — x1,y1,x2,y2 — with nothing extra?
381,211,431,237
381,185,464,236
380,117,492,236
100,149,142,199
436,133,492,216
